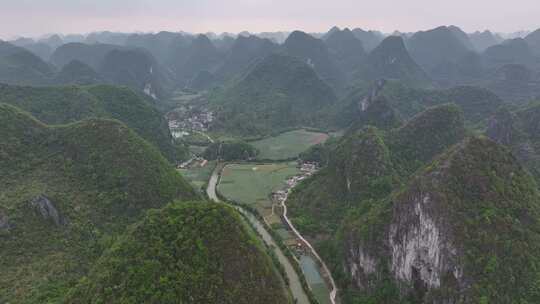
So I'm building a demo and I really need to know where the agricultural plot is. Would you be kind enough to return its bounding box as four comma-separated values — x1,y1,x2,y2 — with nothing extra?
252,129,329,160
178,161,216,189
217,163,299,211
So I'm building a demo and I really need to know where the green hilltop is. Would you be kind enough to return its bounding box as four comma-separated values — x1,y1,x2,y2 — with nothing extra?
486,102,540,182
0,83,176,161
338,81,504,129
0,103,196,303
355,36,432,88
288,103,466,234
339,137,540,303
288,100,540,302
209,53,337,136
65,202,290,304
1,104,290,303
0,41,55,85
53,60,104,85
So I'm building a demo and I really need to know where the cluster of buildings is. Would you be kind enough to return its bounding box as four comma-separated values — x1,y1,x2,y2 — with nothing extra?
166,106,215,139
270,162,320,256
177,156,208,169
273,162,318,203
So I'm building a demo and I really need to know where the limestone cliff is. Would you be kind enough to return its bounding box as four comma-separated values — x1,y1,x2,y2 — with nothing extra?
342,137,540,303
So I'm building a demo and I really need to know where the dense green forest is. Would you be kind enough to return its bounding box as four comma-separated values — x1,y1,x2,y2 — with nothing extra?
0,83,176,161
0,103,196,303
5,20,540,304
66,202,290,304
209,54,337,136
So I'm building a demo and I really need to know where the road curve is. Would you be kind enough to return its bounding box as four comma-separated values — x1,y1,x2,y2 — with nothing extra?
282,199,338,304
207,165,310,304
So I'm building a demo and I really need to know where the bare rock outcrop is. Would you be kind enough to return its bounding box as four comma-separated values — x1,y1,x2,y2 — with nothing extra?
30,195,67,226
0,211,11,231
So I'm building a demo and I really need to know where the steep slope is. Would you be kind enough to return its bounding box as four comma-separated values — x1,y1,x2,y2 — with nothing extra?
283,31,343,89
324,28,366,81
356,36,431,87
483,63,540,104
469,30,502,52
288,104,465,234
209,54,337,136
216,35,279,80
53,60,104,85
374,81,504,124
98,48,173,99
50,42,121,70
125,31,191,65
525,28,540,55
487,103,540,180
126,32,191,64
340,137,540,303
407,26,472,73
0,84,176,161
84,31,129,45
65,202,290,304
174,34,223,86
0,41,55,85
289,127,398,233
351,28,385,52
388,104,466,173
10,38,54,61
336,79,402,131
482,38,537,69
0,104,197,303
448,25,476,50
406,26,478,86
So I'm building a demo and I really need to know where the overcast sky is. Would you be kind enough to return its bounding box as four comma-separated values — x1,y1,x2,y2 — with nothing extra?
1,0,539,39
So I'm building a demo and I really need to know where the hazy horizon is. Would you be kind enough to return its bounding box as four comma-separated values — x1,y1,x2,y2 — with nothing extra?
1,0,539,40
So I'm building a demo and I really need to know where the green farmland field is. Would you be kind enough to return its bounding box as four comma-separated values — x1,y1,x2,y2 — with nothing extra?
178,161,216,189
218,163,299,208
251,129,329,160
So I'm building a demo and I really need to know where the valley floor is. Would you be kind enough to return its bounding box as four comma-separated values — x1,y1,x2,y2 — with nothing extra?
206,162,337,304
206,165,310,304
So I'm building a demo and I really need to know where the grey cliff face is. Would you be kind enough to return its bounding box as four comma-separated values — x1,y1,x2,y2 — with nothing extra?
0,211,11,231
30,195,67,226
389,191,464,294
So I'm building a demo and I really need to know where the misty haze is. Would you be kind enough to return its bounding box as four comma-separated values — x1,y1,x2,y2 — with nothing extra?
2,1,540,304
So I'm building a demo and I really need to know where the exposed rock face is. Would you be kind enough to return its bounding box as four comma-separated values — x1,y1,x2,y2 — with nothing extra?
345,241,379,291
389,192,463,292
30,195,66,226
486,107,522,146
0,211,11,231
359,79,387,112
342,137,540,303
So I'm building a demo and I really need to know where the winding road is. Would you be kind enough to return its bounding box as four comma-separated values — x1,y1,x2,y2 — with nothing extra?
206,166,310,304
282,198,338,304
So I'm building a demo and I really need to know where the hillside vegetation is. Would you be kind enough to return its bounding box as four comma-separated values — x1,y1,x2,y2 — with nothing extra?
0,41,55,85
209,54,337,136
339,137,540,303
288,104,466,234
0,103,197,303
65,202,290,304
0,83,176,161
486,102,540,182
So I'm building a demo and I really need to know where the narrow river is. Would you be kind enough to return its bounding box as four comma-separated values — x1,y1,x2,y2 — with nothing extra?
206,167,311,304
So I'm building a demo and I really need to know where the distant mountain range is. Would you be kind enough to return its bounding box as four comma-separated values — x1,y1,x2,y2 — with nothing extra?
5,23,540,304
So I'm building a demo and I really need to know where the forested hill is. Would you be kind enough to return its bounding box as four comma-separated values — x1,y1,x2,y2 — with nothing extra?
209,53,337,136
0,103,196,302
0,83,176,161
65,202,291,304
